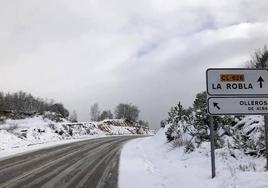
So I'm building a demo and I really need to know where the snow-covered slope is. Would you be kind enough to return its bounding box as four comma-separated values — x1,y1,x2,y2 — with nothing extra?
0,116,153,153
119,126,268,188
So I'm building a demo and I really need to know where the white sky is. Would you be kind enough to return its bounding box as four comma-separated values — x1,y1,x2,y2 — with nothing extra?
1,0,268,128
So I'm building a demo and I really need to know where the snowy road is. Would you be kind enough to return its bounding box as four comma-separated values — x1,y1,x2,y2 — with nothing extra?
0,136,139,188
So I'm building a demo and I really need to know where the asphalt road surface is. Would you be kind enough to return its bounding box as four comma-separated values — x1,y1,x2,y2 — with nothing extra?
0,136,140,188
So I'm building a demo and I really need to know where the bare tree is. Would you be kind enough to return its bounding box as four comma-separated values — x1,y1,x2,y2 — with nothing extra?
115,103,139,122
90,103,100,121
249,45,268,68
69,110,78,122
138,120,149,128
99,110,113,121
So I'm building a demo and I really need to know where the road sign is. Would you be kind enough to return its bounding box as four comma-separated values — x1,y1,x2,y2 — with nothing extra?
206,68,268,96
206,68,268,177
208,97,268,115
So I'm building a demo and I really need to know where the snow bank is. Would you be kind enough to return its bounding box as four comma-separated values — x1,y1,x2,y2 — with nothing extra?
0,116,153,157
119,128,268,188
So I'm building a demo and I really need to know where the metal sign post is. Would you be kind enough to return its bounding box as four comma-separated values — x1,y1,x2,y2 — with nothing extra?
265,115,268,171
209,116,216,178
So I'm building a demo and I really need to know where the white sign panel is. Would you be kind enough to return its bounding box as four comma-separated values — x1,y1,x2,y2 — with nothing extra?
206,69,268,96
208,97,268,115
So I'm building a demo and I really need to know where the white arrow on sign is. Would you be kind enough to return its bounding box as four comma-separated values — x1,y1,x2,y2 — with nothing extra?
206,68,268,96
208,97,268,115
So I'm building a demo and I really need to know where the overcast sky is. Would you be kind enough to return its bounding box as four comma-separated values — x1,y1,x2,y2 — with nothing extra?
1,0,268,129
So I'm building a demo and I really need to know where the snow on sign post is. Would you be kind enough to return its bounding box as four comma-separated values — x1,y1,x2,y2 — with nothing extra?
206,68,268,178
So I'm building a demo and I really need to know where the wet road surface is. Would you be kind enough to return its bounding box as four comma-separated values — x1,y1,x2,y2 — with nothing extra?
0,136,139,188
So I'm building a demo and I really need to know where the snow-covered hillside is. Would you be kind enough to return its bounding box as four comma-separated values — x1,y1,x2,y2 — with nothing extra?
119,123,268,188
0,116,153,154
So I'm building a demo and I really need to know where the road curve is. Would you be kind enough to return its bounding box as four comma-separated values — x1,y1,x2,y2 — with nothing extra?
0,136,139,188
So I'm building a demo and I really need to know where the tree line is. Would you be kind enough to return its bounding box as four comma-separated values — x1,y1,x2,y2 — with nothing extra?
0,91,69,118
0,91,149,128
90,103,149,128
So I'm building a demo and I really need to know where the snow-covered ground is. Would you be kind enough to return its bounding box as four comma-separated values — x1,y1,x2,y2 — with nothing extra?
0,116,153,159
119,128,268,188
